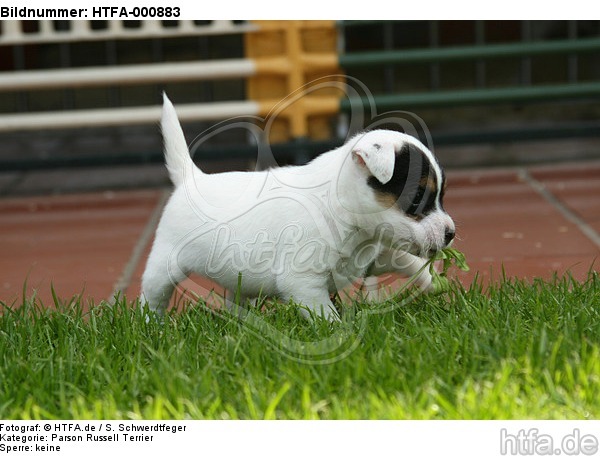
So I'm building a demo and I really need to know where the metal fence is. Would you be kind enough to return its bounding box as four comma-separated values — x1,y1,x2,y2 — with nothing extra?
340,21,600,145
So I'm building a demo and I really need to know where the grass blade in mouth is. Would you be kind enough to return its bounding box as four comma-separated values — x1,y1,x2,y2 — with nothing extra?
427,247,470,293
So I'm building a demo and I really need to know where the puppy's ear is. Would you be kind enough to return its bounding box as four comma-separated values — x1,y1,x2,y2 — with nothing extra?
352,142,395,184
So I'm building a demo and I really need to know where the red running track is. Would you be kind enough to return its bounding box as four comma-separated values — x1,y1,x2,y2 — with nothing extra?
1,160,598,308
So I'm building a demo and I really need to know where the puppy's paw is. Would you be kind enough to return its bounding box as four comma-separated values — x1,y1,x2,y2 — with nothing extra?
143,310,166,325
327,309,342,324
299,304,341,323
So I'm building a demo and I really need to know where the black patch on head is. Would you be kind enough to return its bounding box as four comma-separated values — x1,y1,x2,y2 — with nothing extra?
367,143,439,219
439,169,447,210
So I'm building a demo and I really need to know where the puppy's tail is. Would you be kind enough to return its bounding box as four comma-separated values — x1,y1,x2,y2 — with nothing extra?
161,92,197,187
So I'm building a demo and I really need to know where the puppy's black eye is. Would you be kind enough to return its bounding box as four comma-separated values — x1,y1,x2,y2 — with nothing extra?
405,177,437,218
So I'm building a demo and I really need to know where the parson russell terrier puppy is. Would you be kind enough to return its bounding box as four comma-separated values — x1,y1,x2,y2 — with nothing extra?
141,94,455,321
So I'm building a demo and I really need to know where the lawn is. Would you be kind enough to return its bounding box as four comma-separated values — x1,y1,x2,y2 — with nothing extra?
1,272,599,419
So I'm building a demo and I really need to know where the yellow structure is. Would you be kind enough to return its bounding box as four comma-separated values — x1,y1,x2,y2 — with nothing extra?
245,20,344,143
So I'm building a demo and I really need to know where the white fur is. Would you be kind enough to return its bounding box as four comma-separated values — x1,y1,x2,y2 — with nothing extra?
352,140,395,184
141,95,455,321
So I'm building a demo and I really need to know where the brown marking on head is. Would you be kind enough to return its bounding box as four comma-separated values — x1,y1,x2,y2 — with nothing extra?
420,174,437,199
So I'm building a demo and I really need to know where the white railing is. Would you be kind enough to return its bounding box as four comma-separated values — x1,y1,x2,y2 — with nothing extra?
0,20,258,131
0,60,256,91
0,101,260,132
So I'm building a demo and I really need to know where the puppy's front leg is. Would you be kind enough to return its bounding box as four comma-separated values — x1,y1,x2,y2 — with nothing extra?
224,295,257,319
368,249,433,292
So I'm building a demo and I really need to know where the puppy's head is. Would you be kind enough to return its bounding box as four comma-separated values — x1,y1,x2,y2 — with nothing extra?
349,130,454,258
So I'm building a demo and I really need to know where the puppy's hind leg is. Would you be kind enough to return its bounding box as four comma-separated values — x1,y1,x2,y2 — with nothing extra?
278,276,340,322
140,245,188,317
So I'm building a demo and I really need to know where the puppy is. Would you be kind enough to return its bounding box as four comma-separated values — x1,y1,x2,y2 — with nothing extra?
141,94,455,321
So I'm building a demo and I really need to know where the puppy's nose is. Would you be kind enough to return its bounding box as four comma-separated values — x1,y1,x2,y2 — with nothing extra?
444,227,455,246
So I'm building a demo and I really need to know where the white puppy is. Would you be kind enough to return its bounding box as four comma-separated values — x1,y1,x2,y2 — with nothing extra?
141,94,455,321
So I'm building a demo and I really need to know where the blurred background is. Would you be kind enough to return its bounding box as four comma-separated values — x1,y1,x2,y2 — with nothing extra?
0,20,599,306
1,20,599,194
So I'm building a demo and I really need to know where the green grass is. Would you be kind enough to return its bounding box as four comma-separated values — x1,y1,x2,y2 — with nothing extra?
1,272,599,419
